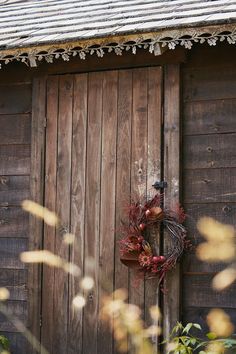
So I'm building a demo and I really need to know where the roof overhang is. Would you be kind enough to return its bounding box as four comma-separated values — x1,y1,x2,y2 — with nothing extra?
0,22,236,69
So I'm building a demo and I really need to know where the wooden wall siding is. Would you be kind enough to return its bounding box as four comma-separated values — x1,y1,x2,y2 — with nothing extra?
163,64,180,339
0,81,31,353
42,67,162,354
182,64,236,333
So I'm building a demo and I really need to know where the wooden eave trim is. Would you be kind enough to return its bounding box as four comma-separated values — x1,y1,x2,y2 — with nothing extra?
0,22,236,69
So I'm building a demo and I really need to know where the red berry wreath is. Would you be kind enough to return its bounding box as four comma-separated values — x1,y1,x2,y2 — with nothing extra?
119,193,191,284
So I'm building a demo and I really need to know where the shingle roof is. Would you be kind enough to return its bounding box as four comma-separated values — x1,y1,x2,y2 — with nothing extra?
0,0,236,50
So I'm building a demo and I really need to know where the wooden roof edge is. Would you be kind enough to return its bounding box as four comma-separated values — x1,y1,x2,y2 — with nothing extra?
0,22,235,69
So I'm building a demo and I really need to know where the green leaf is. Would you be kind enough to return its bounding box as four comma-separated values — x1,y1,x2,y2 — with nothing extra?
190,338,196,345
183,323,193,334
206,332,217,340
193,323,202,331
199,351,206,354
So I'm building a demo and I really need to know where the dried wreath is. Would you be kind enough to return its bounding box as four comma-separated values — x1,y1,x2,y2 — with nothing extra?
119,192,190,284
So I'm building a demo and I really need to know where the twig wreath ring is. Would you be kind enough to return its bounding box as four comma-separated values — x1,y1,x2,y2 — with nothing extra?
119,192,190,284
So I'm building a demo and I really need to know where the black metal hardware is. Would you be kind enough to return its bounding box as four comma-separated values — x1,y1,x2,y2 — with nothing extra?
152,181,168,190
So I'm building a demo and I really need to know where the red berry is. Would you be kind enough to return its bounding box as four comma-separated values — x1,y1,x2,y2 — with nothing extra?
145,209,151,217
152,256,159,263
138,236,144,243
159,256,166,262
139,223,145,231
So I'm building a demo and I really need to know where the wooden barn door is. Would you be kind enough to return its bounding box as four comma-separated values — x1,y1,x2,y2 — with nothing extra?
39,67,173,354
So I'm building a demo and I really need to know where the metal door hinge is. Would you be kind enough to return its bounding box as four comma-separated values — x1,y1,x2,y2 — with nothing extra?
152,181,167,190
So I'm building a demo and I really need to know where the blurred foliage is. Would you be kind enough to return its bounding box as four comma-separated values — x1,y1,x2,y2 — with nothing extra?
0,334,10,353
164,322,236,354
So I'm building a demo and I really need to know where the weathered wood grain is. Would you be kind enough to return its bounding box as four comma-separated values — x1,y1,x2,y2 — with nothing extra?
183,274,236,308
97,71,118,354
114,69,132,354
184,133,236,169
145,67,162,350
0,238,27,269
184,203,236,242
183,252,226,274
41,76,58,354
183,99,236,135
68,73,88,354
28,77,46,353
0,114,31,145
0,83,31,114
83,72,103,354
0,145,30,175
130,68,148,315
183,168,236,203
183,66,236,101
0,207,29,238
0,268,27,301
53,75,73,354
163,64,180,338
0,301,28,332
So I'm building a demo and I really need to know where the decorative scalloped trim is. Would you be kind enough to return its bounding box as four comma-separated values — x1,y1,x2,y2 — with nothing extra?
0,24,236,69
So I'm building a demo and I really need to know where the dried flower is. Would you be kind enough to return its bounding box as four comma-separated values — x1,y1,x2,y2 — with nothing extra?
139,252,152,267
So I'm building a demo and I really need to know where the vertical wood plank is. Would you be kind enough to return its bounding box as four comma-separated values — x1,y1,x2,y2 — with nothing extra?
68,74,88,354
145,67,162,351
130,67,148,314
163,64,181,338
53,75,73,354
41,76,59,353
28,76,46,353
113,69,132,354
98,70,118,354
83,72,103,354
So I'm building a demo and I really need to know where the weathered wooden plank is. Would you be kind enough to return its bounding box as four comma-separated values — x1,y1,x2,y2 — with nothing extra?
83,72,103,354
184,133,236,169
183,66,236,101
184,203,236,241
145,67,162,349
0,83,31,114
130,68,148,316
53,75,73,354
68,73,88,354
0,207,29,238
0,269,27,301
98,71,118,354
0,238,27,269
0,301,28,332
0,145,30,175
28,76,46,353
0,176,29,206
183,99,236,135
0,114,31,145
41,76,58,354
113,69,132,354
183,274,236,308
183,168,236,204
163,64,180,338
183,252,225,274
185,202,236,225
0,268,27,286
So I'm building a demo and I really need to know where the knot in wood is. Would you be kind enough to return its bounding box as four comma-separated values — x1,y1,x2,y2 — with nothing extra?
222,205,231,214
0,176,8,185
